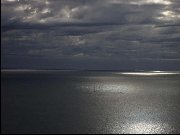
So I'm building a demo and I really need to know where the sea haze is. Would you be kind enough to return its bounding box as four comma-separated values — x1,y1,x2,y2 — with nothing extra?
1,70,180,134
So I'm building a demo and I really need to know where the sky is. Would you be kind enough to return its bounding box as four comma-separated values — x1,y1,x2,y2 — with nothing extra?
1,0,180,70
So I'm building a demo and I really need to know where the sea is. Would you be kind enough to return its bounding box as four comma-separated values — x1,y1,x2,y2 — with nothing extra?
1,70,180,134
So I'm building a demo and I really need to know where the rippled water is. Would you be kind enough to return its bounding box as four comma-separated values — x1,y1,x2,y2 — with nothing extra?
1,71,180,134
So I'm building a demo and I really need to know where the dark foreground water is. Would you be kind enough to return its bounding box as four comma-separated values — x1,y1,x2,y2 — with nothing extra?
1,71,180,134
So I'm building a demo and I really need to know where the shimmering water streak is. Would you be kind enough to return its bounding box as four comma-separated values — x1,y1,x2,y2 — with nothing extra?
112,121,172,134
1,71,180,134
119,71,180,76
129,122,173,134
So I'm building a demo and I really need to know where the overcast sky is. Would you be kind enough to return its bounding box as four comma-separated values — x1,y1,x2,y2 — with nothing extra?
1,0,180,70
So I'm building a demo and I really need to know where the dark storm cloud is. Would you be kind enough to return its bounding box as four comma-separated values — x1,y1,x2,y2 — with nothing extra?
1,0,180,70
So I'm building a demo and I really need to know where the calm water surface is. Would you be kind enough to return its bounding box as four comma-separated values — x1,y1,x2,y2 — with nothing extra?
1,71,180,134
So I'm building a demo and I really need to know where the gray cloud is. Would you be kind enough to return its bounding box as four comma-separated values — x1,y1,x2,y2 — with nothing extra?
1,0,180,70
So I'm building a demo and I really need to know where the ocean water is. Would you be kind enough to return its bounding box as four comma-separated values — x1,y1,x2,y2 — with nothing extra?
1,70,180,134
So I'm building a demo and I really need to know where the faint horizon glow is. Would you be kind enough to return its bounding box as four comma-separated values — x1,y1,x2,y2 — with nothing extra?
152,71,164,73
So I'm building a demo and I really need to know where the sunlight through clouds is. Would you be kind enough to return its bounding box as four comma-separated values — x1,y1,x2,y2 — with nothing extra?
157,10,180,21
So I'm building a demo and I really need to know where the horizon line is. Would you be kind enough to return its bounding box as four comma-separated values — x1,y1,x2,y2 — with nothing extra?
1,69,180,72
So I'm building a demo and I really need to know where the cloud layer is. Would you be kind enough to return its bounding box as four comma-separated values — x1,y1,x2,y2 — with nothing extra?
1,0,180,70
